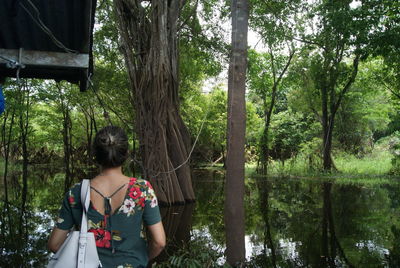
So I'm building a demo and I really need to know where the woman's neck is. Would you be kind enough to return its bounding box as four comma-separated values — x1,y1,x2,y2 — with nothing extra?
99,166,123,177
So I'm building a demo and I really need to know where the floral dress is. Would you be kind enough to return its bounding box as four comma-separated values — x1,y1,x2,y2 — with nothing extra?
56,177,161,268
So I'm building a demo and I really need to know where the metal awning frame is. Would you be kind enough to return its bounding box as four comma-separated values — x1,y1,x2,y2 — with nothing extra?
0,48,89,69
0,48,90,91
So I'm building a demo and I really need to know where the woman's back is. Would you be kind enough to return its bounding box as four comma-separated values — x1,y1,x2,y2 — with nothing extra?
90,174,131,216
48,126,165,267
56,177,160,267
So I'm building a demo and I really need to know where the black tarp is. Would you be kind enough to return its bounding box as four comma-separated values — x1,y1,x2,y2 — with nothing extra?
0,0,96,90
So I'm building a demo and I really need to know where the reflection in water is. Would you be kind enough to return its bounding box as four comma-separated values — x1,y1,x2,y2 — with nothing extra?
0,203,51,267
388,226,400,267
1,168,399,267
255,178,277,267
242,176,399,267
156,203,195,262
320,182,354,268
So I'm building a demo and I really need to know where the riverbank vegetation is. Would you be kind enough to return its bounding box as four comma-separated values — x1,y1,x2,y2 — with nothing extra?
0,1,399,184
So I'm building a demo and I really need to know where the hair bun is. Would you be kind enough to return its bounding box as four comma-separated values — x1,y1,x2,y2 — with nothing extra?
107,134,116,146
100,134,116,146
93,126,128,168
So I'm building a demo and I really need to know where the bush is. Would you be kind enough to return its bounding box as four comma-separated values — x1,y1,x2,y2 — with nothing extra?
389,131,400,175
155,234,230,268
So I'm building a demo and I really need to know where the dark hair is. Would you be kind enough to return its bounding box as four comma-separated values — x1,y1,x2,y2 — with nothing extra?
93,126,129,168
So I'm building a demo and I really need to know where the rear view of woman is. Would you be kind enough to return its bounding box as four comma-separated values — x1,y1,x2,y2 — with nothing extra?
48,126,166,267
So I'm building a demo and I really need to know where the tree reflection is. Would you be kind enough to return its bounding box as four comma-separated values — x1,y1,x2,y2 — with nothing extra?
320,182,354,267
388,225,400,267
0,201,50,267
256,178,277,267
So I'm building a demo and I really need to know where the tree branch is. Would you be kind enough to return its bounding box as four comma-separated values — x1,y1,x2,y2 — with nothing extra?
276,48,295,86
291,36,327,53
177,0,198,32
332,54,360,116
382,81,400,100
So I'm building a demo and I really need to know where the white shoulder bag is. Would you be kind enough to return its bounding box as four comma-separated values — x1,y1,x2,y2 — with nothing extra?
48,179,101,268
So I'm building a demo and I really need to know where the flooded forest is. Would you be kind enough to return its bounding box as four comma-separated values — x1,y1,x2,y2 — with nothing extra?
0,0,400,267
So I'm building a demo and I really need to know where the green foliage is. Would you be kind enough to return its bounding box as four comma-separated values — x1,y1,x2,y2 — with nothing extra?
247,50,291,114
155,235,229,268
263,142,393,177
1,0,397,177
246,101,263,160
335,59,392,154
298,137,323,172
388,131,400,175
269,111,318,162
250,0,303,44
335,150,392,176
2,1,400,267
182,87,229,164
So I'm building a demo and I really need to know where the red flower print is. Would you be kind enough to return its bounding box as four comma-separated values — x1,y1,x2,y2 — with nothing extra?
89,228,111,248
146,181,153,190
129,187,142,199
128,177,136,186
137,197,146,208
68,196,75,205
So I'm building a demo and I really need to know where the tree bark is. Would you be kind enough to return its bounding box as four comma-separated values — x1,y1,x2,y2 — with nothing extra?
320,55,359,171
1,101,16,236
18,80,30,236
79,101,96,164
321,85,334,171
224,0,248,265
259,98,271,175
114,0,195,205
57,84,73,193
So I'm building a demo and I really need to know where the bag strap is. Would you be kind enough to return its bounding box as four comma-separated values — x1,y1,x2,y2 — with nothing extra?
78,179,91,268
80,179,91,234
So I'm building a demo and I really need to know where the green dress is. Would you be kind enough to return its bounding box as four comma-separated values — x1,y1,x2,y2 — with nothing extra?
55,177,161,268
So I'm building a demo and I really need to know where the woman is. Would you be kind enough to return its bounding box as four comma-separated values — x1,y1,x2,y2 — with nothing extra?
48,126,166,267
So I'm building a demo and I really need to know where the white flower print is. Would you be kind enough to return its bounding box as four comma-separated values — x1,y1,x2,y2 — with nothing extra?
147,188,155,197
120,198,136,216
150,197,158,208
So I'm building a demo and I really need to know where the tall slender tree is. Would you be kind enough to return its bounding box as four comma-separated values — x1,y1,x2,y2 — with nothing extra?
18,80,31,235
224,0,248,264
55,83,74,192
249,0,300,174
296,0,387,170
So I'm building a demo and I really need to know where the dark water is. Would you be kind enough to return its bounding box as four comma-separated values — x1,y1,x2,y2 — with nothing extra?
190,170,400,267
1,168,399,267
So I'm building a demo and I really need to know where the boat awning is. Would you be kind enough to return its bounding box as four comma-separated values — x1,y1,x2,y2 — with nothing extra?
0,0,96,91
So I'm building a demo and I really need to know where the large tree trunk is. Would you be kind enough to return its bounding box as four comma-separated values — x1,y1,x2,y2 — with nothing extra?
114,0,194,205
224,0,248,265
